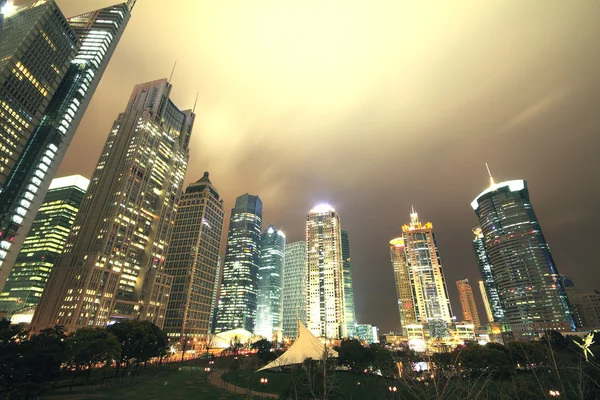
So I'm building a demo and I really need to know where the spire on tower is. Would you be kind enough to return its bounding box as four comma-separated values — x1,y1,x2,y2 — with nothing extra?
485,163,495,186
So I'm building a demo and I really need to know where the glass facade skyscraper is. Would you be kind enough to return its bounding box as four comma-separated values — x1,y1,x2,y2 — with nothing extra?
341,230,356,338
306,204,346,339
30,79,193,333
282,241,306,340
456,278,481,328
402,209,453,324
0,175,88,315
163,172,224,341
0,2,132,291
215,194,262,333
472,227,504,322
389,237,418,334
471,179,574,339
255,225,285,341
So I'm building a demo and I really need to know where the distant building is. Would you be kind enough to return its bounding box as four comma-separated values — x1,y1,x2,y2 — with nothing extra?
306,205,346,339
478,280,494,323
356,324,379,343
163,172,225,341
471,178,574,339
30,79,193,332
215,194,262,333
255,225,285,341
566,286,600,331
0,175,89,314
456,279,481,328
389,237,418,335
282,241,306,340
341,230,357,338
472,227,504,322
402,208,453,324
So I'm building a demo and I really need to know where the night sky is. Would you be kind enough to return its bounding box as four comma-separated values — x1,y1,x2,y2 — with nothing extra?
56,0,600,333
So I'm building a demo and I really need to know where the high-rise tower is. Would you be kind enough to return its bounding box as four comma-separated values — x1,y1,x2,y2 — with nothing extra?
478,280,494,323
471,178,574,339
389,237,418,334
282,241,307,340
456,278,481,328
402,209,453,324
472,227,504,323
306,204,345,339
163,172,225,341
0,2,133,290
341,230,356,338
256,225,285,341
30,79,193,332
0,175,89,315
215,194,262,333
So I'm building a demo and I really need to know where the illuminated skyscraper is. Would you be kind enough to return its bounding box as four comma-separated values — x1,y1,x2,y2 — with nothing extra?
402,209,453,324
472,227,504,323
389,237,418,334
215,194,262,333
282,241,306,340
471,178,574,339
163,172,225,341
456,278,481,328
306,204,346,339
30,79,193,332
478,280,494,323
255,225,285,341
0,175,88,315
341,230,357,338
0,1,133,290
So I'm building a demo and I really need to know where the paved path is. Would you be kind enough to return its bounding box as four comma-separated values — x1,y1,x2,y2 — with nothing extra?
209,370,279,399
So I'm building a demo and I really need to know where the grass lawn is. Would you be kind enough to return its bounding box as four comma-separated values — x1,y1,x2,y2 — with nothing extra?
42,366,246,400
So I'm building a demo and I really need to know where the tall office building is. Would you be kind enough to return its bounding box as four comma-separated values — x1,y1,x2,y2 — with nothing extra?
255,225,285,341
341,230,357,338
456,278,481,328
215,194,262,333
163,172,225,341
471,178,574,339
30,79,193,332
402,208,453,324
472,227,504,322
0,175,88,315
282,241,306,340
389,237,419,334
0,2,133,291
478,280,494,323
306,204,346,339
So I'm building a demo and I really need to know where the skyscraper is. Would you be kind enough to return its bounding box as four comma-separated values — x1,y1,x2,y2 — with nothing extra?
255,225,285,341
478,280,494,323
0,0,79,281
402,208,453,324
306,204,346,339
472,227,504,322
215,194,262,333
163,172,224,341
0,2,133,290
341,230,356,338
471,178,574,339
282,241,306,340
0,175,88,315
30,79,193,332
389,237,418,335
456,278,481,328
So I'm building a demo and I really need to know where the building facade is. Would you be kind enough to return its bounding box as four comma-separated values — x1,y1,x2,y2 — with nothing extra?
0,175,88,314
356,324,379,344
215,194,262,333
163,172,224,341
402,209,453,324
282,241,307,340
30,79,193,332
456,278,481,328
255,225,285,341
478,280,494,323
0,2,132,287
341,230,356,338
471,179,574,339
472,227,504,323
306,204,346,339
389,237,418,335
566,286,600,331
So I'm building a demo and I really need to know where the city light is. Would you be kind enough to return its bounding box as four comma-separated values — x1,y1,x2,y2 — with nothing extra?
309,203,335,213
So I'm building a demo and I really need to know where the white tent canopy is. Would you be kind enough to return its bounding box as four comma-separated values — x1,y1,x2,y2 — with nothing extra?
257,321,338,371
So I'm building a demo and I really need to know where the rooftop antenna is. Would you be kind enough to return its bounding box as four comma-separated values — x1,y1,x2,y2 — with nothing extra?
485,163,495,186
192,92,199,114
126,0,137,11
168,60,177,84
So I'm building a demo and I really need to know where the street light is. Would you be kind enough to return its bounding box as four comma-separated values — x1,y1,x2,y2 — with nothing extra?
549,390,560,397
204,367,211,373
260,377,268,385
388,386,397,392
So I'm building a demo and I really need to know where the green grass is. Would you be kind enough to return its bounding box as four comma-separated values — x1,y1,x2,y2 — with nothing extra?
42,366,246,400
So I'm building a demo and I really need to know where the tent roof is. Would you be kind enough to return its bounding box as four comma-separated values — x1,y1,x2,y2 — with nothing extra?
257,321,338,371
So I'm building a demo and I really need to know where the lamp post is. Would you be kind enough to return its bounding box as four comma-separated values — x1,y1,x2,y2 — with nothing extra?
549,390,560,397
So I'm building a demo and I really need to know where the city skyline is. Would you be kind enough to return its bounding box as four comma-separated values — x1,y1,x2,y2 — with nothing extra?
34,0,600,333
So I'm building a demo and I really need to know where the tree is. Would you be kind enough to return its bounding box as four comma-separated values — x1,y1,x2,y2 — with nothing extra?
337,339,370,373
65,327,121,382
428,319,449,340
252,338,275,364
107,320,168,370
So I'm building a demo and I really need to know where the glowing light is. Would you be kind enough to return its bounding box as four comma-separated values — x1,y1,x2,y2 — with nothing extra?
310,203,335,213
389,237,404,248
471,180,526,210
1,1,17,17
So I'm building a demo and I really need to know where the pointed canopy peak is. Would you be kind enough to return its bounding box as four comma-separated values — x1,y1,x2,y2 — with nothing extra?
196,171,211,184
410,207,419,225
